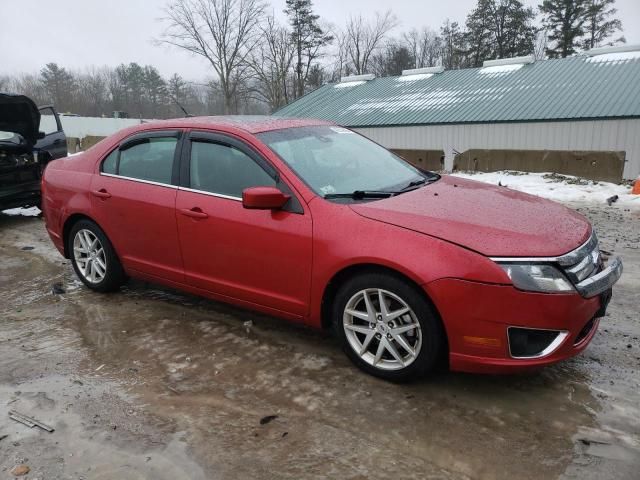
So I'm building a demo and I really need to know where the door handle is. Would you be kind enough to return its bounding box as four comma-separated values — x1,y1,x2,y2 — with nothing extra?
180,207,208,219
91,189,112,199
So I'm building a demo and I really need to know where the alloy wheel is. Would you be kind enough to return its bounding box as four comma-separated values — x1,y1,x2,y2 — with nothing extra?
73,229,107,284
343,288,422,371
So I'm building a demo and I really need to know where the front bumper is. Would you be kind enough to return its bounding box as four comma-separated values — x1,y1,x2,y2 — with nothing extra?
575,256,623,298
425,278,611,374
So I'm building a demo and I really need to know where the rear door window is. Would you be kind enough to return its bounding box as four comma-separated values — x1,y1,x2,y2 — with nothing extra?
119,137,177,184
102,135,178,185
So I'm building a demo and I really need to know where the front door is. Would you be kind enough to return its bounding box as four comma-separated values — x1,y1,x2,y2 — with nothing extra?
36,106,67,160
176,132,312,317
90,130,184,283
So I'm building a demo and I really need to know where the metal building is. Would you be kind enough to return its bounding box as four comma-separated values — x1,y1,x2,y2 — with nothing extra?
275,46,640,181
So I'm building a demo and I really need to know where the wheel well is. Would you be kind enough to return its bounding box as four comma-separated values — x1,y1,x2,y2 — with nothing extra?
321,263,450,366
321,264,433,328
62,213,95,258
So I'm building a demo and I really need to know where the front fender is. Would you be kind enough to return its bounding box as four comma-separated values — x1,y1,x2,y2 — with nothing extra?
307,201,509,327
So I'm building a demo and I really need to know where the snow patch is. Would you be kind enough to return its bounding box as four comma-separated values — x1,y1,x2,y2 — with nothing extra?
586,51,640,63
346,89,464,114
2,207,41,217
451,171,640,208
397,73,433,82
479,64,524,75
334,81,366,89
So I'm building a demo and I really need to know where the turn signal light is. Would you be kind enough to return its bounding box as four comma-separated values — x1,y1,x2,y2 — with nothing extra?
463,336,501,348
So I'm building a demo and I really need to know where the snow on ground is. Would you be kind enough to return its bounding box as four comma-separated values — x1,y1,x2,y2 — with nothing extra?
2,207,41,217
451,171,640,208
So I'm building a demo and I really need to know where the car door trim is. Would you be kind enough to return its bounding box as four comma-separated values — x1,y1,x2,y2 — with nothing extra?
177,186,241,202
99,172,178,189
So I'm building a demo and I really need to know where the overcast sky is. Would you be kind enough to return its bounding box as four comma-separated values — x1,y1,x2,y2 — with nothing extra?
2,0,639,80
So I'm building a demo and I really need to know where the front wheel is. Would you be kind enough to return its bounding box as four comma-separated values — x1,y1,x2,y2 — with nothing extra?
68,219,126,292
333,273,443,382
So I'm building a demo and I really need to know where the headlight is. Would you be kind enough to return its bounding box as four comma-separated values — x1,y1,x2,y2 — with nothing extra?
498,263,574,293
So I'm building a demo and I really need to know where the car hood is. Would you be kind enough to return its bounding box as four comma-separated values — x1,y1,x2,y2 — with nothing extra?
0,93,41,147
350,175,591,257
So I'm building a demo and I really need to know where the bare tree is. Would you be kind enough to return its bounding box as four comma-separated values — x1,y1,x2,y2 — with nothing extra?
161,0,266,114
403,28,442,68
249,15,295,110
329,29,352,81
13,73,48,106
0,75,11,92
76,67,109,117
343,11,398,75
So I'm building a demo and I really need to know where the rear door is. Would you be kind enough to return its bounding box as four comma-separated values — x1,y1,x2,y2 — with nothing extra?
175,131,313,317
89,130,184,283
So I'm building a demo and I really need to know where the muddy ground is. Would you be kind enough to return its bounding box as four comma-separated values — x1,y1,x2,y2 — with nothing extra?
0,203,638,480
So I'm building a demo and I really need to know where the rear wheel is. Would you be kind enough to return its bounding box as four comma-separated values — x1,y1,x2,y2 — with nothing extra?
333,273,443,382
68,219,125,292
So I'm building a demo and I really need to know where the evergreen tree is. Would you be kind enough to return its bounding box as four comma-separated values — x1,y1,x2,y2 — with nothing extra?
143,66,167,117
492,0,537,59
539,0,588,58
40,63,76,109
582,0,623,49
465,0,536,67
440,20,467,69
465,0,495,67
284,0,332,98
126,63,146,118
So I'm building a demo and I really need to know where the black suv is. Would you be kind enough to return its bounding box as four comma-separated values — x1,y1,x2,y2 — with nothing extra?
1,93,67,210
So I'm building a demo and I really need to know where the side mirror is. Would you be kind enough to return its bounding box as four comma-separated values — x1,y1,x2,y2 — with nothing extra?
242,186,290,210
38,131,46,139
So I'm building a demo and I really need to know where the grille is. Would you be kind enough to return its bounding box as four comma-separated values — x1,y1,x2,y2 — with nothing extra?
557,232,601,286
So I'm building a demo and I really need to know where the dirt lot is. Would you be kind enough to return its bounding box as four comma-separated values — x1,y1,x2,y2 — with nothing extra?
1,203,639,480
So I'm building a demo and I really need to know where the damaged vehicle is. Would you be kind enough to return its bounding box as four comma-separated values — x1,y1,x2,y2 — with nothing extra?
0,93,67,210
41,117,623,381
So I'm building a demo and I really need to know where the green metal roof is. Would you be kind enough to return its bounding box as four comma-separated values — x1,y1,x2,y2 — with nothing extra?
274,53,640,127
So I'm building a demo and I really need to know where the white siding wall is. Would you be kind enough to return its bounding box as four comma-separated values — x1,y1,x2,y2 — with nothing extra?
355,119,640,180
40,115,147,139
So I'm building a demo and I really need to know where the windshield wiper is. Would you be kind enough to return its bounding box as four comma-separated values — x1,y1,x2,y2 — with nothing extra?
398,175,440,192
401,178,427,191
324,190,397,200
324,175,442,200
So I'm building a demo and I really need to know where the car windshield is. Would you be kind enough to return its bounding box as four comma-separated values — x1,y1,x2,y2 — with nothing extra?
257,125,435,198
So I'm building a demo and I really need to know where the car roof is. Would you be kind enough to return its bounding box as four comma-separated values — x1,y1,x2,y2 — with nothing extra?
140,115,335,134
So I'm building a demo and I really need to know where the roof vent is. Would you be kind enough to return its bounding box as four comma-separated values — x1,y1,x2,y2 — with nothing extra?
339,74,375,83
482,55,535,68
585,44,640,56
401,66,444,76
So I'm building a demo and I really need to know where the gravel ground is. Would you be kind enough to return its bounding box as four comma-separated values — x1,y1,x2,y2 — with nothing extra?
0,202,638,480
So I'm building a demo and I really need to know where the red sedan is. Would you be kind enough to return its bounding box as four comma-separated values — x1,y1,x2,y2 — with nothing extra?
41,117,623,381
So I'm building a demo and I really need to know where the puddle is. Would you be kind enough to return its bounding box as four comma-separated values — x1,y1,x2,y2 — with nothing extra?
2,209,639,479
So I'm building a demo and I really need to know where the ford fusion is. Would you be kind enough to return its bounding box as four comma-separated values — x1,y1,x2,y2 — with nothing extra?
41,117,623,381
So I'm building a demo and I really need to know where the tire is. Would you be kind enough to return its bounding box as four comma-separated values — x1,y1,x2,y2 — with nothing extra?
332,272,443,382
68,219,126,292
